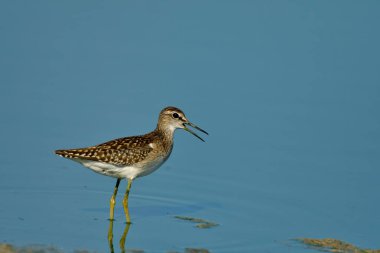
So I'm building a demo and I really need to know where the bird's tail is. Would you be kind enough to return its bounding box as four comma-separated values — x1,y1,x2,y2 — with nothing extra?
55,149,73,158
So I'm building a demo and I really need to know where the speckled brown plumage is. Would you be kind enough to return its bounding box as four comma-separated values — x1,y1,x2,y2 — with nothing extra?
55,134,158,166
55,125,177,166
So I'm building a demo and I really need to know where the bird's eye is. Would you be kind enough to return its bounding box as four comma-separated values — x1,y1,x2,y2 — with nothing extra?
173,113,179,118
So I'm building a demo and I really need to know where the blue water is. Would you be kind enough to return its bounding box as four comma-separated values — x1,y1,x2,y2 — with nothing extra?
1,1,380,252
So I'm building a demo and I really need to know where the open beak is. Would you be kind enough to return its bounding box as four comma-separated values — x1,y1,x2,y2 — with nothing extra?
183,122,209,142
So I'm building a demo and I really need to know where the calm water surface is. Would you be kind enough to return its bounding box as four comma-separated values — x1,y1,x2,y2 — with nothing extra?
1,1,380,252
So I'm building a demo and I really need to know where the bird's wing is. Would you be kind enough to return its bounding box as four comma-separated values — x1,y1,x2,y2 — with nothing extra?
55,136,153,166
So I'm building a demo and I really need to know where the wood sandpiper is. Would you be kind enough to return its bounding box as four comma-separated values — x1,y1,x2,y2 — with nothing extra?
55,106,208,223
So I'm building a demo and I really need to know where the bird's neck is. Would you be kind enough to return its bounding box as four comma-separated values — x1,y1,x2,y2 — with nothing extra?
156,124,176,143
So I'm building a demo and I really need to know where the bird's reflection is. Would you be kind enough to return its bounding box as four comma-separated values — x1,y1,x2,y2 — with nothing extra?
107,218,212,253
107,220,131,253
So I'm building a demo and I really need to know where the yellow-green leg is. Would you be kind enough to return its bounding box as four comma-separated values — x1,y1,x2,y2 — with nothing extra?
119,222,131,251
107,219,115,253
109,178,121,221
122,179,133,224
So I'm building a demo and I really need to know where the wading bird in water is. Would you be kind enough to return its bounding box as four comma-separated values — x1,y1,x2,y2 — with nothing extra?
55,106,208,223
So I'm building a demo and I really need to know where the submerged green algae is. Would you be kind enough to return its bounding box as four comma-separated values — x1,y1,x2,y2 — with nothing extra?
297,238,380,253
174,215,219,229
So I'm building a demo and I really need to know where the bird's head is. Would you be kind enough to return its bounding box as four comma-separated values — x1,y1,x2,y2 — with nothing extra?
158,106,208,142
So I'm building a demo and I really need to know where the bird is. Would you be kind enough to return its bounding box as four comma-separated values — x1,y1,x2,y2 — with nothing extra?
55,106,208,223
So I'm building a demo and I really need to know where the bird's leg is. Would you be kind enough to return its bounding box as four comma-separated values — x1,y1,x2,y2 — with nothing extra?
109,178,121,221
122,179,133,224
119,222,131,252
107,219,115,253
